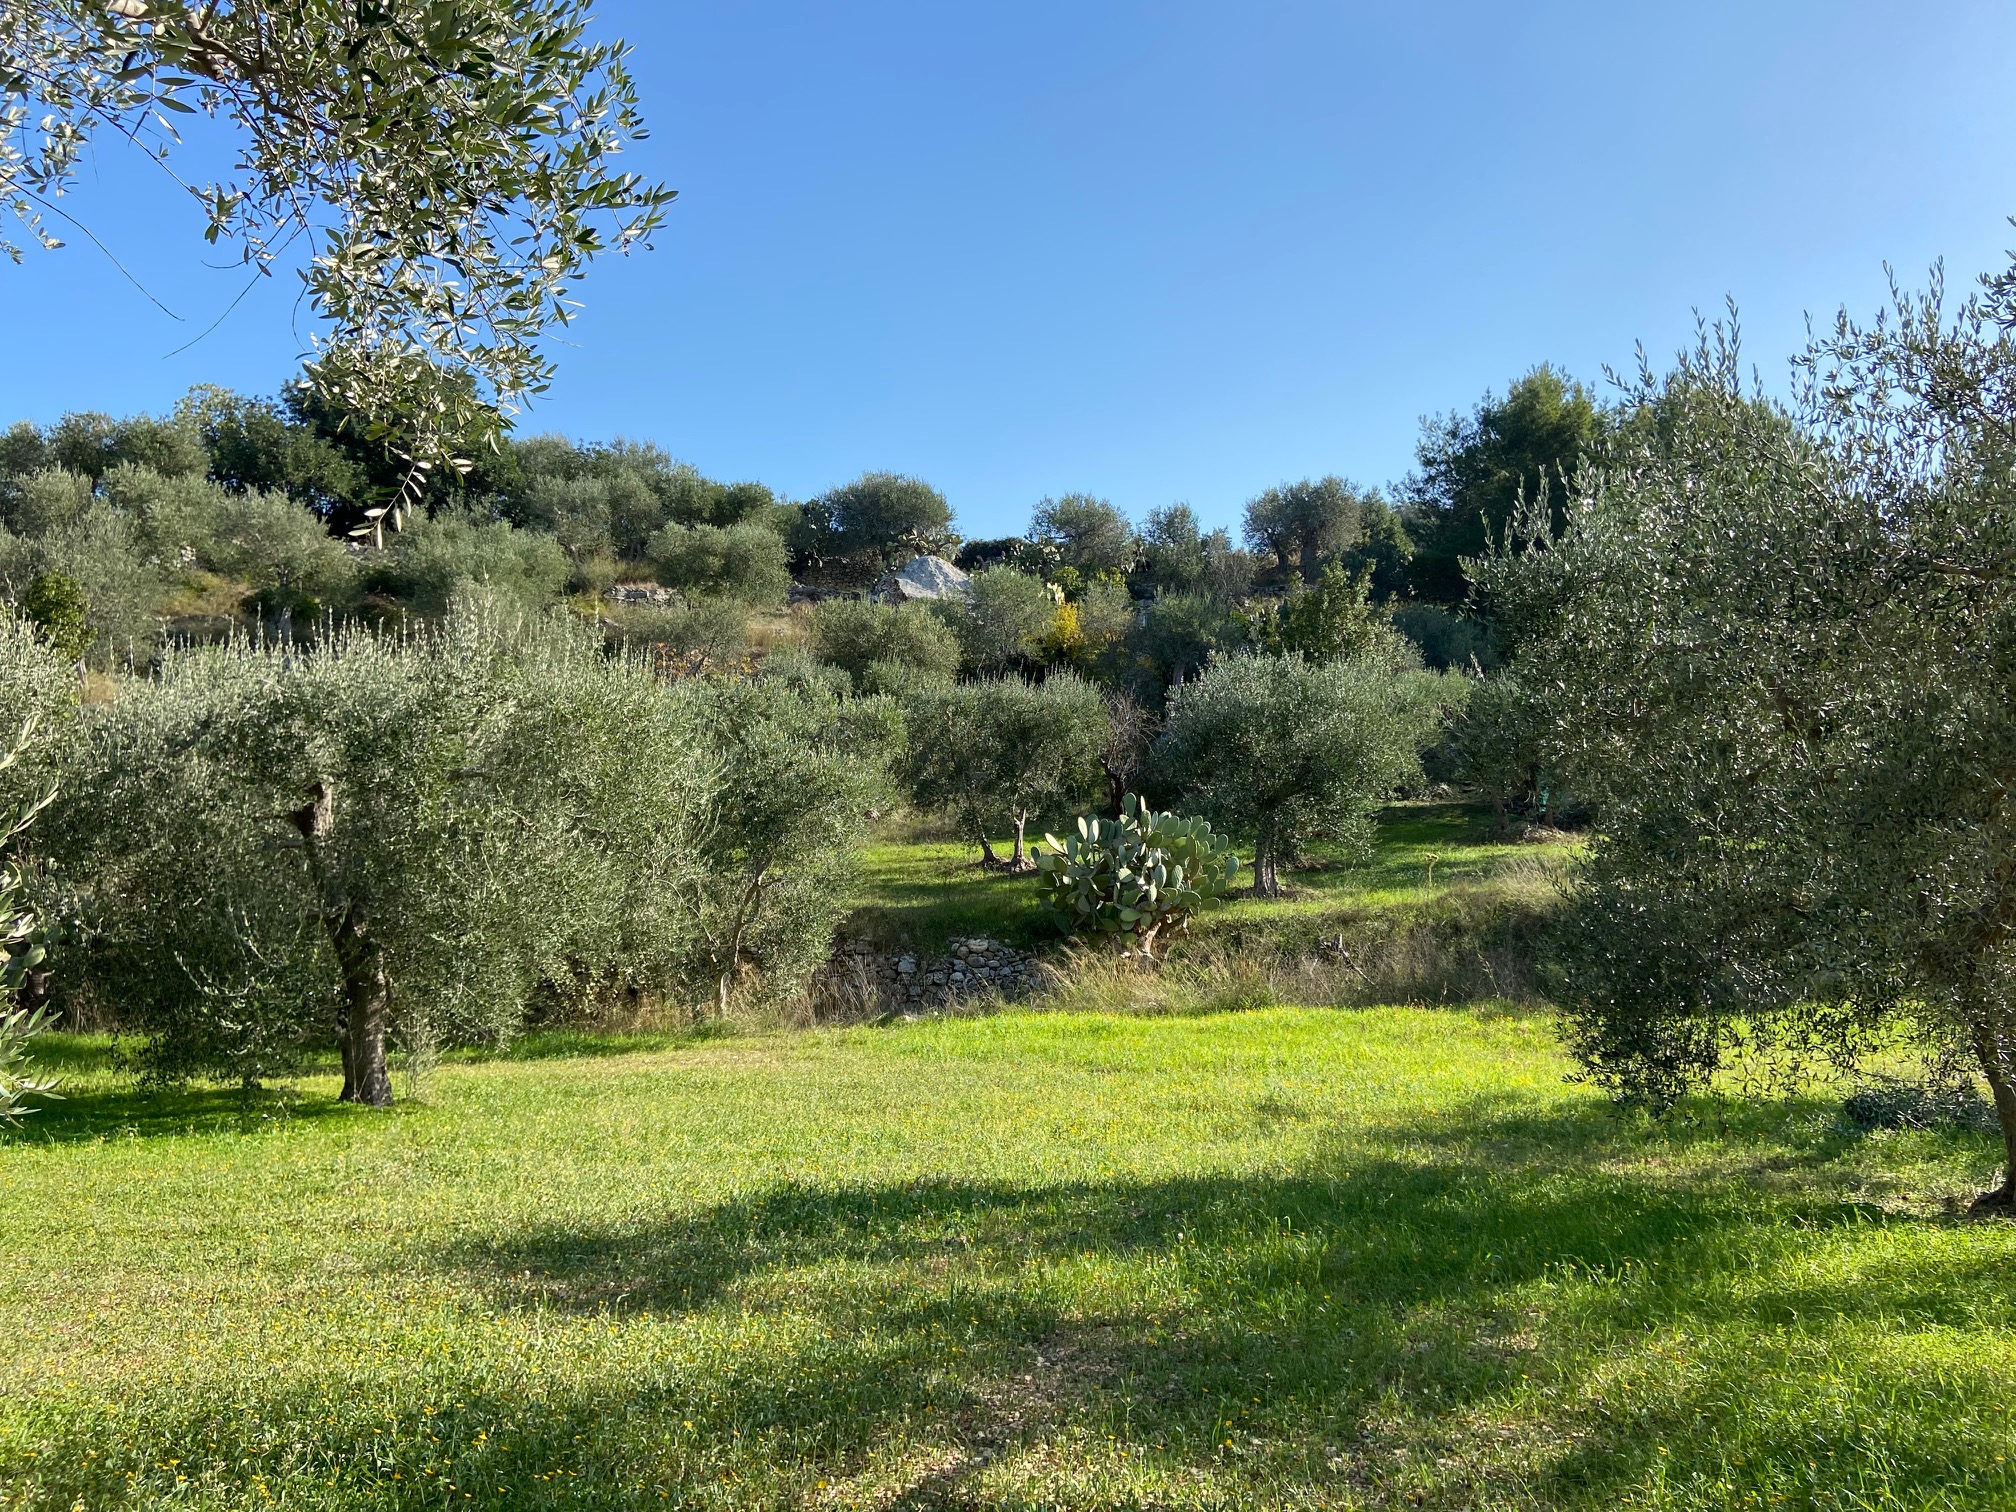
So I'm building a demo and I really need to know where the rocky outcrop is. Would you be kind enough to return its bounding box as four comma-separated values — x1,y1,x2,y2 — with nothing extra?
607,584,679,606
873,555,970,603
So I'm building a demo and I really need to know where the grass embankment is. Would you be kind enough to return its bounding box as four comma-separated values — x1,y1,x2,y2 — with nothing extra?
5,805,2012,1510
850,803,1572,1010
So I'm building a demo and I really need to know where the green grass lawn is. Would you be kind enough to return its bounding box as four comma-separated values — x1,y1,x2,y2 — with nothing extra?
6,1006,2014,1510
845,803,1574,958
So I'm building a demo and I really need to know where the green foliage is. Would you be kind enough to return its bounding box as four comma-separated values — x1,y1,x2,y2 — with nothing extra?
1391,601,1498,671
1123,591,1245,698
0,718,58,1124
1243,561,1384,661
900,674,1108,865
804,473,954,576
1035,795,1239,956
178,386,365,520
1470,282,2016,1205
203,491,358,605
602,598,751,666
372,512,570,615
682,676,900,1012
647,520,790,606
807,597,961,692
1158,651,1435,895
1242,476,1378,584
1030,494,1136,576
37,609,717,1093
933,566,1055,673
1448,671,1564,828
20,571,89,663
1404,364,1605,604
4,1,675,473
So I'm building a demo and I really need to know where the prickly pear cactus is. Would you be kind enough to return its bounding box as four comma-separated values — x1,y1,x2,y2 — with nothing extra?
1034,795,1240,957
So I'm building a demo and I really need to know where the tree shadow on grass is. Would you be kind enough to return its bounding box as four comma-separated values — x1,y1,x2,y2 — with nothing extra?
15,1097,2012,1510
3,1078,355,1144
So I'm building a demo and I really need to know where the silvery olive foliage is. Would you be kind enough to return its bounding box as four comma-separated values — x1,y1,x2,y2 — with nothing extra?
1035,795,1238,959
899,673,1107,868
684,671,901,1015
0,722,60,1125
1156,650,1442,897
1472,268,2016,1208
39,601,717,1099
2,1,675,498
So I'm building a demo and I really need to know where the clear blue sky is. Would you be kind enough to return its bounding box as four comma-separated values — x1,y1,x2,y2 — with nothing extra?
5,0,2015,539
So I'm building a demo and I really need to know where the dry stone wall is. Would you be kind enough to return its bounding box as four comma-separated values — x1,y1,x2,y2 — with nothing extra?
817,935,1047,1017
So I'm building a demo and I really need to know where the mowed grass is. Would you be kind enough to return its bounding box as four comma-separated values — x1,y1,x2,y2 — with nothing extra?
6,1008,2015,1511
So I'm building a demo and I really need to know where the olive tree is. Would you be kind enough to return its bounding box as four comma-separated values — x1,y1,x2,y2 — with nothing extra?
1472,277,2016,1210
647,520,790,606
806,597,961,692
901,674,1106,868
933,566,1053,673
0,617,71,1122
1158,651,1432,896
682,673,900,1013
41,607,714,1102
4,1,675,474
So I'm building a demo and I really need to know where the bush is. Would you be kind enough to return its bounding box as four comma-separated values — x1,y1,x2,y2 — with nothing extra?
807,597,960,691
1158,651,1434,895
372,513,571,615
203,491,358,607
681,675,901,1013
603,598,750,666
1450,672,1570,828
20,572,91,664
647,521,790,605
1392,602,1499,671
933,567,1053,673
32,504,171,663
1035,796,1239,958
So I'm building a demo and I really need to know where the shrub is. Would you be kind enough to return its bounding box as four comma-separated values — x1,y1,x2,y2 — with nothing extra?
647,520,790,605
20,572,90,663
373,513,570,614
807,597,961,691
1450,671,1569,829
32,505,170,663
933,567,1053,673
603,598,750,666
202,490,358,606
681,674,900,1013
1035,796,1239,958
1392,602,1499,671
1158,651,1435,895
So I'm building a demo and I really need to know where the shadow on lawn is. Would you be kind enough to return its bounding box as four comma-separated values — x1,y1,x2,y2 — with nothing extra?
16,1100,2011,1511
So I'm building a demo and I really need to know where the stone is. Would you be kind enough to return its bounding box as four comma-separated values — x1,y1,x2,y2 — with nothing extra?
873,555,970,604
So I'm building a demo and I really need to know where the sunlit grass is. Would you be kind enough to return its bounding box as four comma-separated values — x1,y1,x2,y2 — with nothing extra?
4,1007,2012,1510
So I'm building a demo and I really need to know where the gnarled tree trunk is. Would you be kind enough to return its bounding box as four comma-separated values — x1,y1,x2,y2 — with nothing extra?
284,779,393,1108
333,905,393,1107
1252,838,1281,899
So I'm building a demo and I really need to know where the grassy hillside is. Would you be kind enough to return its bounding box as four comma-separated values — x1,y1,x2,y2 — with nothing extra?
4,1005,2012,1510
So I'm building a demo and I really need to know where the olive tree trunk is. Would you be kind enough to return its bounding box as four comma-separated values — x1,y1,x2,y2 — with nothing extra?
1251,839,1282,899
1972,1025,2016,1213
333,906,393,1107
283,779,393,1108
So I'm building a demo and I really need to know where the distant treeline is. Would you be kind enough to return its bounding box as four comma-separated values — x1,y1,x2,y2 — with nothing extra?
0,364,1605,675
